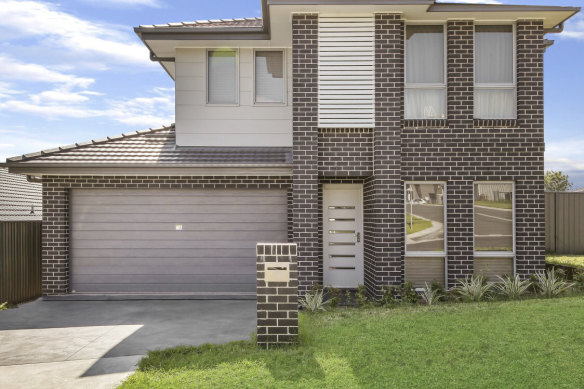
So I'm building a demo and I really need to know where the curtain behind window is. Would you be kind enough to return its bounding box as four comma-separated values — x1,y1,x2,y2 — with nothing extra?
208,50,237,104
255,51,284,103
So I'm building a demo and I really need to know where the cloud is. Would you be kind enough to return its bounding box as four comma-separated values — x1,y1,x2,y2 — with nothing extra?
561,13,584,40
545,138,584,172
0,134,63,162
0,1,151,66
0,55,94,88
81,0,162,7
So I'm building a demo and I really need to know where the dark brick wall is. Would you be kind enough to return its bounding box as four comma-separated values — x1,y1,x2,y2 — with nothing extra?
318,129,373,177
292,13,320,294
41,175,292,295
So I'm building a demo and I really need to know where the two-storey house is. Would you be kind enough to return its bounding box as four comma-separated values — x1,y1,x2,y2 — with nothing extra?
2,0,579,299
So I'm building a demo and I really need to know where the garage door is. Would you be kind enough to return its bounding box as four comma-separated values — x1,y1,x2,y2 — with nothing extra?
70,189,288,295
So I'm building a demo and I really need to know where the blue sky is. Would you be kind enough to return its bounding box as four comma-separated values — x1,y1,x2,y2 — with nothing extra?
0,0,583,186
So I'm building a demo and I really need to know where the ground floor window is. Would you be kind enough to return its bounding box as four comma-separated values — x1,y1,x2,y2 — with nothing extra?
473,182,515,280
404,182,447,287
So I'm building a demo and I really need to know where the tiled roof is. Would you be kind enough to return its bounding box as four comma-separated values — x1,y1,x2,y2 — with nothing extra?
0,168,42,221
139,17,263,30
6,124,292,166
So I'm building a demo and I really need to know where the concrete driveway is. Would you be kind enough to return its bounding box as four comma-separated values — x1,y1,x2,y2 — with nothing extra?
0,299,255,389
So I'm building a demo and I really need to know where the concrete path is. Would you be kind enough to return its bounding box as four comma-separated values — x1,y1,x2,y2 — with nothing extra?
0,299,255,389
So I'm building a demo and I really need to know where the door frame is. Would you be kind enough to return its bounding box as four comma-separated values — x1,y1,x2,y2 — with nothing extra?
322,183,364,288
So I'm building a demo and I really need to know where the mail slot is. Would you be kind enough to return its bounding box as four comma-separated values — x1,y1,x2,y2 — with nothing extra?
265,263,290,283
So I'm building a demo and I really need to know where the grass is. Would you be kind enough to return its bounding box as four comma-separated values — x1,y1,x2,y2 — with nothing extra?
405,214,432,235
120,296,584,389
547,254,584,270
475,200,512,209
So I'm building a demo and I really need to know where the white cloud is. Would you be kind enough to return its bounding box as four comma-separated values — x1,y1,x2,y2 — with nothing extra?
561,13,584,40
0,135,63,162
546,138,584,172
81,0,162,7
30,90,90,104
435,0,502,4
0,55,94,88
0,1,151,66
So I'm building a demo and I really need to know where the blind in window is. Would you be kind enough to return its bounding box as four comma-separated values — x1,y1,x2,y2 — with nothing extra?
318,15,375,128
255,51,284,103
208,50,237,104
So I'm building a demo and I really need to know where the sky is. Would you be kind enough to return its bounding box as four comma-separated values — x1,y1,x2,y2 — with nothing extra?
0,0,583,186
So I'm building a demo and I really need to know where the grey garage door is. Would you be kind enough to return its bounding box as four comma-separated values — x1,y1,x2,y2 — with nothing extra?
70,189,288,295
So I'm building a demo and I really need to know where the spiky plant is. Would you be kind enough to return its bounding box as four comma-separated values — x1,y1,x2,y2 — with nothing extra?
0,302,7,311
421,282,443,306
299,289,330,312
456,275,493,302
494,275,531,300
534,268,575,298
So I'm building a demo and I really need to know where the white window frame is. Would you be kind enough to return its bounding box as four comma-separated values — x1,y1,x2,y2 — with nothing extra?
473,181,516,268
473,24,517,119
253,48,287,106
404,23,447,120
206,48,239,106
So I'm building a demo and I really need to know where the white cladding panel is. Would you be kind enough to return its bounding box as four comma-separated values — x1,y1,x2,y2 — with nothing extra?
318,16,375,128
175,48,292,147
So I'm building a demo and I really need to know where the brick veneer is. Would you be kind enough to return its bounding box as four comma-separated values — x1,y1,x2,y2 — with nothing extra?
292,13,320,294
256,243,298,347
318,129,373,178
41,175,292,295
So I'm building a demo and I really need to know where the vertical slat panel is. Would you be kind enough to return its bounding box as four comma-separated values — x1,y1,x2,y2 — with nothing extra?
318,15,375,127
0,221,42,304
545,192,555,253
545,192,584,254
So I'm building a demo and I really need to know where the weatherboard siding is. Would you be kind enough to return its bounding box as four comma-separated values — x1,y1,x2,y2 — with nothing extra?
175,48,293,147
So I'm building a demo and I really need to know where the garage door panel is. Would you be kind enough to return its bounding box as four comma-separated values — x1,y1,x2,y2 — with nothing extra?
76,283,256,294
71,229,287,241
70,189,288,294
70,222,288,232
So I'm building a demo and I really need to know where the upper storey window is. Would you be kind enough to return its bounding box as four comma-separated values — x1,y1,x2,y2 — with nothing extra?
255,50,285,104
207,49,238,105
318,15,375,128
405,25,446,120
474,25,516,119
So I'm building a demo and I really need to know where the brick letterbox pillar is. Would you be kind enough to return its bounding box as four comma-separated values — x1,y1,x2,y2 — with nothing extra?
256,243,298,348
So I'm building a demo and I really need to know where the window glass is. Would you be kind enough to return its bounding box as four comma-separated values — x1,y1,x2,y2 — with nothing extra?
255,51,284,103
475,25,515,119
208,50,237,104
405,183,445,252
405,25,446,119
474,183,514,252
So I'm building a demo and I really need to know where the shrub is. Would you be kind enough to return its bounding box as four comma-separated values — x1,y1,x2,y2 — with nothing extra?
534,269,575,298
456,275,493,302
325,286,342,309
400,281,419,304
380,285,399,306
0,302,6,311
421,282,442,306
574,270,584,292
299,289,330,312
355,284,369,307
344,289,353,306
494,275,531,300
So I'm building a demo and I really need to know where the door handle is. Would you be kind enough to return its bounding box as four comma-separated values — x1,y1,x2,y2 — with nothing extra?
355,232,361,243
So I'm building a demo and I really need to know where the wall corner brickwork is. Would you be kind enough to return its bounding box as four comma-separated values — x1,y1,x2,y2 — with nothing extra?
256,243,299,348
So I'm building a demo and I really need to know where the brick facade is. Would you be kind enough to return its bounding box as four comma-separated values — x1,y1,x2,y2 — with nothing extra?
41,175,292,295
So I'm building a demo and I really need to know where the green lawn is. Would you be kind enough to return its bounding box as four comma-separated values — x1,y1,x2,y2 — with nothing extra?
474,200,512,209
406,214,432,235
547,255,584,270
120,296,584,389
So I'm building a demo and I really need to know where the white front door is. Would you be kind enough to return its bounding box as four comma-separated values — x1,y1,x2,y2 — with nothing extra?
323,184,364,288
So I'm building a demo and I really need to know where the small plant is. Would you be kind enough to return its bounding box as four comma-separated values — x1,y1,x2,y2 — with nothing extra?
355,284,369,307
494,275,531,300
400,281,419,304
574,270,584,292
379,285,399,306
456,275,492,302
0,302,7,311
344,289,353,306
421,282,443,306
534,269,575,298
299,289,330,312
325,286,342,309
